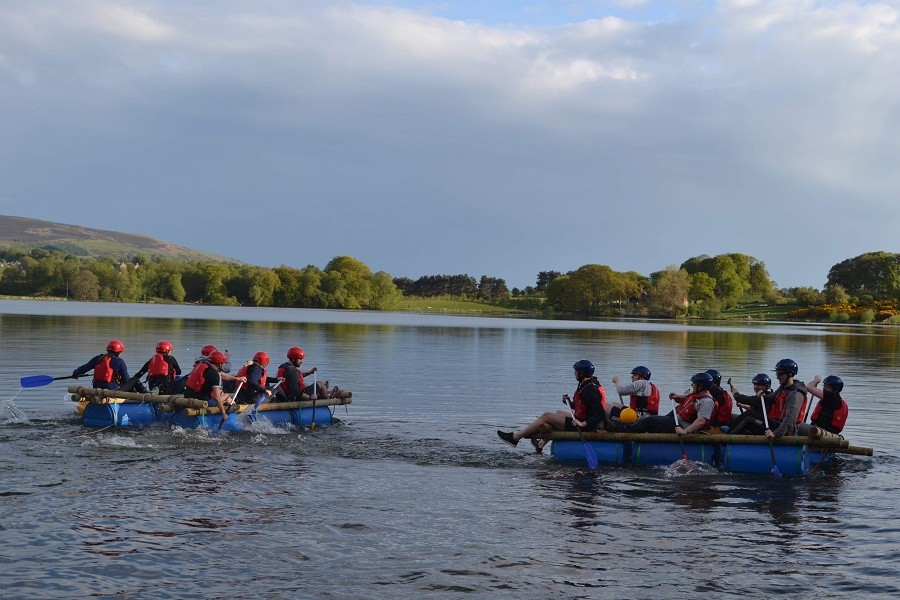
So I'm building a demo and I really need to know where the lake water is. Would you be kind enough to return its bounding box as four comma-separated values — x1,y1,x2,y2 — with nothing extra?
1,300,898,599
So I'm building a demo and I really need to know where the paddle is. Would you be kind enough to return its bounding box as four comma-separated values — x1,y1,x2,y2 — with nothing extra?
727,378,743,414
760,395,782,478
20,374,80,388
671,396,688,460
565,396,599,470
310,371,317,430
251,378,285,411
218,381,243,430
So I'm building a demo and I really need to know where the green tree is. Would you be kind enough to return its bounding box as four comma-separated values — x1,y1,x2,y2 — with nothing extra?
647,266,690,318
689,272,717,303
827,251,900,299
72,269,101,301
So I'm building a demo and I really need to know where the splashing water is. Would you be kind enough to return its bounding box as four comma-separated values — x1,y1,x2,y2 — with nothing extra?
1,396,29,424
664,459,719,477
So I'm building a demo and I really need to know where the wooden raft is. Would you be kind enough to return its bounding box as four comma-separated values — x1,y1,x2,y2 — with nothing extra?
67,385,352,416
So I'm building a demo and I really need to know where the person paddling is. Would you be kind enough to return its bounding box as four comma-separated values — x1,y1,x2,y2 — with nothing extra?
624,372,716,434
275,347,331,401
130,340,182,394
232,351,281,404
183,350,244,417
800,374,848,436
72,339,131,390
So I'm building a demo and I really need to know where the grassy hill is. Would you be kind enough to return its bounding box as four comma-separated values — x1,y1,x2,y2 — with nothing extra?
0,215,236,263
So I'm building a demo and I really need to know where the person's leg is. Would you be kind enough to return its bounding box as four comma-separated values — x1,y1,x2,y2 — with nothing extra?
518,410,569,439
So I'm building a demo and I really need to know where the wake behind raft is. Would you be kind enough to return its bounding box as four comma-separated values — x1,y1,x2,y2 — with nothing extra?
539,428,872,477
68,386,351,431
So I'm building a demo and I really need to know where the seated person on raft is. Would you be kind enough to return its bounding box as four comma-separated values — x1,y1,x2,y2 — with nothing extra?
183,350,243,416
72,339,131,391
275,346,337,401
611,365,660,420
128,340,182,394
728,359,807,439
799,374,848,436
621,372,715,435
496,359,607,453
230,351,282,404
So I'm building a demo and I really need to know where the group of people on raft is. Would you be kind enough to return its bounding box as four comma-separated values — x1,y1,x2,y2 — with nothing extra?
497,358,849,453
72,339,344,417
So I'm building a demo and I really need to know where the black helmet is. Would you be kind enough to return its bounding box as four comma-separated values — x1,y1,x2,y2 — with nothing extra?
774,359,799,376
631,366,651,380
573,360,595,377
823,375,844,393
751,373,772,388
705,369,722,386
690,372,714,390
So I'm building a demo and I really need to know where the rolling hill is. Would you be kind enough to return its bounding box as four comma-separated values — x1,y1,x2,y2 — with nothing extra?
0,215,237,263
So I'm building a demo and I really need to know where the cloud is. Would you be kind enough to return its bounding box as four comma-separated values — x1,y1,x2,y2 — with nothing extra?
1,1,899,289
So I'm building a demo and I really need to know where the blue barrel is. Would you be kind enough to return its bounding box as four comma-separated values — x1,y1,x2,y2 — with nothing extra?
722,443,808,476
166,410,241,432
291,406,333,428
82,401,159,427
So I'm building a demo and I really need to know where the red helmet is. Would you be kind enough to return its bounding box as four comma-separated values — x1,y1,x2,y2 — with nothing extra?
253,351,270,367
107,339,125,353
208,351,228,366
156,340,173,353
287,346,305,360
201,344,218,357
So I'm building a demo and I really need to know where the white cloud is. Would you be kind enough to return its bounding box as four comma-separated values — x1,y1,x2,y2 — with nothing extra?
1,1,899,288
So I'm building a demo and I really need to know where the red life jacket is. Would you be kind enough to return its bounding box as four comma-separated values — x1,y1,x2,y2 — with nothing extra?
93,354,114,383
572,381,605,421
237,364,267,389
185,361,209,395
630,383,660,415
811,396,848,434
147,353,169,377
709,386,734,426
770,387,808,423
675,393,713,431
276,363,302,396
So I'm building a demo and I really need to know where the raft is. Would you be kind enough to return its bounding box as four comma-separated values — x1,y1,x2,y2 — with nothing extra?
68,386,352,430
543,427,871,477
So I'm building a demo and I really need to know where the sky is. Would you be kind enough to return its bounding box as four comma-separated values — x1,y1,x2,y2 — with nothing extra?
2,1,899,291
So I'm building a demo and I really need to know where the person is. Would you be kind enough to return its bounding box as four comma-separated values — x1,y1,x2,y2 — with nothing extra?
72,339,131,390
726,373,773,434
497,360,607,453
275,347,331,401
705,368,734,429
624,372,716,434
731,359,808,439
130,340,182,394
611,365,660,419
183,350,243,417
193,344,232,373
799,374,848,435
233,351,281,404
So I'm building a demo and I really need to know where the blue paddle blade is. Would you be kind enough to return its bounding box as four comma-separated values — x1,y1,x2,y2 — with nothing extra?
583,441,599,470
772,464,782,478
20,375,58,388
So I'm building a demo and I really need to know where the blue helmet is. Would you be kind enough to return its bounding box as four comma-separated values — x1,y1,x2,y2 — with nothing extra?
774,358,799,376
751,373,772,388
823,375,844,393
705,369,722,386
631,366,651,380
573,360,595,377
690,372,714,390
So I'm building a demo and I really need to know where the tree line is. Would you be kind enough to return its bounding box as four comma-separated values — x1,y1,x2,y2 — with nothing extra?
2,246,898,321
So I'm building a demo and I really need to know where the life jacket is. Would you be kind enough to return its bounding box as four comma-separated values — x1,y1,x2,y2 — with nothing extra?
630,383,660,415
93,354,114,383
147,353,170,377
185,361,210,395
770,386,808,423
709,385,734,426
237,363,267,389
675,393,713,431
811,396,849,434
572,381,605,421
276,362,301,397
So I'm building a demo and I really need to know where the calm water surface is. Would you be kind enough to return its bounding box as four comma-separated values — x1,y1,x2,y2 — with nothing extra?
1,300,898,599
